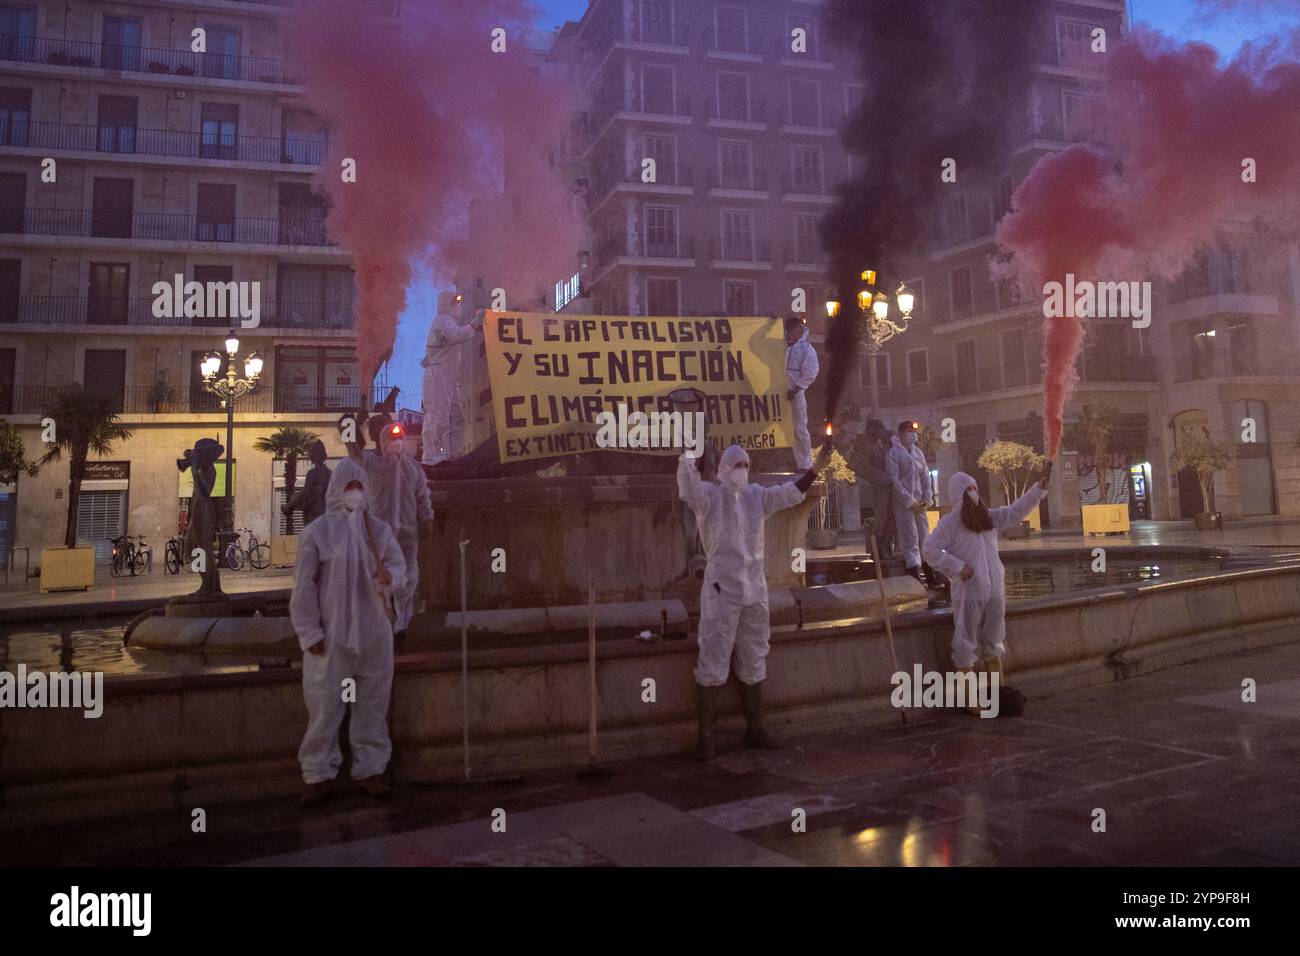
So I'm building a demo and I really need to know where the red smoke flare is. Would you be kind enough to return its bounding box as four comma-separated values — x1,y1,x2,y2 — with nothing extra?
290,0,580,392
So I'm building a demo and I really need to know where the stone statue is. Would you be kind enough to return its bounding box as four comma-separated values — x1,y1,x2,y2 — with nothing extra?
421,291,481,466
177,437,224,600
283,439,331,528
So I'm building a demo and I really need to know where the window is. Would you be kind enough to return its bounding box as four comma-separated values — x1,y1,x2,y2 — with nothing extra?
91,178,133,239
190,349,227,412
282,110,328,165
844,84,866,115
784,14,817,58
714,5,747,52
716,71,750,121
720,209,754,260
955,340,977,393
995,274,1022,310
643,205,679,256
794,214,820,261
0,345,13,412
0,6,37,62
906,349,928,386
645,277,680,316
788,79,821,126
196,183,236,242
1227,318,1258,373
641,64,675,114
902,277,925,317
1062,90,1100,141
992,175,1014,223
101,16,142,71
88,263,129,326
0,258,17,324
0,87,31,146
718,139,752,189
723,280,756,315
202,25,242,80
642,133,677,183
949,266,974,321
638,0,673,44
190,266,234,328
96,96,137,153
1057,17,1102,68
77,490,126,558
0,172,23,233
275,346,359,412
943,195,968,244
1001,328,1028,387
200,103,239,160
278,182,328,245
277,265,355,328
84,349,126,411
859,352,890,389
790,145,823,192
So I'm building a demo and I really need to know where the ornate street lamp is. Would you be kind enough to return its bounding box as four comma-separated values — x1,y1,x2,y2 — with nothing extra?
201,331,262,537
826,272,915,414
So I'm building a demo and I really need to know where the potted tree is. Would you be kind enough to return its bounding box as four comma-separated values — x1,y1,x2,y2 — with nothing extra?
914,422,944,531
807,444,855,550
1170,435,1234,530
254,426,319,536
977,440,1045,538
146,370,178,414
1066,404,1131,535
1,419,40,576
36,386,133,591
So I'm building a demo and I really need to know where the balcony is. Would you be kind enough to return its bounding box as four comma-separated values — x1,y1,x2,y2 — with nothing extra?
705,166,770,195
1080,353,1158,383
775,103,842,133
780,171,832,201
1174,349,1293,383
704,28,761,59
782,240,827,269
706,97,767,128
622,18,690,48
589,164,693,206
1,119,328,165
584,90,693,144
6,208,337,247
592,235,696,274
0,34,297,84
1,294,355,329
771,36,832,67
708,238,772,267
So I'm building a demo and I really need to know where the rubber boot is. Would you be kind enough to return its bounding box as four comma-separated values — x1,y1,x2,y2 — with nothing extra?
739,681,780,749
905,564,925,585
956,665,983,715
695,683,718,761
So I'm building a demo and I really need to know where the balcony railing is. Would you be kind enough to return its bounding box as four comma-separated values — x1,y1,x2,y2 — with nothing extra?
704,27,753,55
0,33,297,84
775,104,842,129
709,238,772,262
706,166,770,191
1080,353,1158,383
623,18,690,47
771,36,827,62
1174,349,1291,382
781,171,829,195
590,163,693,203
1,119,328,165
782,240,827,265
6,208,336,246
1,294,355,329
706,97,767,124
593,234,696,270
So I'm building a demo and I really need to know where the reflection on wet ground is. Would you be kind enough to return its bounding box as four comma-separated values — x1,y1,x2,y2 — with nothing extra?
8,641,1300,866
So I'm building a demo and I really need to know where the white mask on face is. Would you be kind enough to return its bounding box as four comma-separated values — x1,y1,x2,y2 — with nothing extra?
343,489,366,512
383,439,405,457
965,488,979,506
904,432,918,446
726,468,749,489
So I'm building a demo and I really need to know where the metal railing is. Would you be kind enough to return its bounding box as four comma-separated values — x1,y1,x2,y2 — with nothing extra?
706,166,770,191
593,235,696,269
1174,349,1292,382
708,238,772,262
782,240,827,264
2,294,356,329
589,163,693,203
775,103,842,129
6,208,336,246
781,171,829,195
0,33,297,84
2,119,328,165
8,381,387,416
704,27,753,54
706,97,767,124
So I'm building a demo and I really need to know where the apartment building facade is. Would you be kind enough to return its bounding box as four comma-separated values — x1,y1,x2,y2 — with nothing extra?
0,0,362,566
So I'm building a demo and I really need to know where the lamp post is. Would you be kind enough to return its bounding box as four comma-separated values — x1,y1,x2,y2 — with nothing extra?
201,331,263,537
826,271,915,416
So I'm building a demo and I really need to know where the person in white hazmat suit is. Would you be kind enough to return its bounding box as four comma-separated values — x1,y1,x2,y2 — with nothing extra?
678,442,830,760
292,457,406,807
784,316,820,471
421,291,481,466
886,420,934,583
352,419,433,637
922,469,1049,689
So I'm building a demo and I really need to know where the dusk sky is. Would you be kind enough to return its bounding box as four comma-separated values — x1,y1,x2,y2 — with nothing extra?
383,0,1300,410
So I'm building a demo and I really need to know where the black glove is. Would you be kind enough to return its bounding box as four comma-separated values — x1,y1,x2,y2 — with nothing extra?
795,467,818,493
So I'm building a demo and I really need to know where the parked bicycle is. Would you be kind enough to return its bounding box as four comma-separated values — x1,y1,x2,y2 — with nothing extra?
224,528,271,571
109,534,150,577
164,534,187,575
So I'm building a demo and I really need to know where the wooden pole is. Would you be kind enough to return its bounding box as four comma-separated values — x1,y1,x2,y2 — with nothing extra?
588,570,597,761
871,532,907,726
459,529,470,781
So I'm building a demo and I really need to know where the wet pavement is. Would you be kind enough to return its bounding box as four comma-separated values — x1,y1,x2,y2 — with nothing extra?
8,639,1300,867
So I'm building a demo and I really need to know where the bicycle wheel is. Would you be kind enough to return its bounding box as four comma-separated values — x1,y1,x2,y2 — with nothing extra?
165,545,181,575
111,550,126,577
225,544,245,571
130,550,148,576
249,542,271,570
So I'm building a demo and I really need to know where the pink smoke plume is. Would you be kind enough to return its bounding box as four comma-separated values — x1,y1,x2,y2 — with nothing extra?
998,28,1300,458
289,0,581,392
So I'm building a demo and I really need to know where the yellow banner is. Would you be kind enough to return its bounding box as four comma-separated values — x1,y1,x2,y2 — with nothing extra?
484,312,793,463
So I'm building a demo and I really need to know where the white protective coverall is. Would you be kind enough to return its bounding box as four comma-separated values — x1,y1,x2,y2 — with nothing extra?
886,433,933,569
785,328,820,471
421,292,478,465
922,471,1048,668
359,429,433,632
678,445,807,686
291,458,406,785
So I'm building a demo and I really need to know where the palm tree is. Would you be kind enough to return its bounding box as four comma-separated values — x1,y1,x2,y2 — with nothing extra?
254,426,320,534
1065,404,1125,504
37,386,134,549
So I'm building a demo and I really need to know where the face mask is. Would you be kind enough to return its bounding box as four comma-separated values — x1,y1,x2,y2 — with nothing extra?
904,433,917,445
965,489,979,506
726,468,749,489
383,439,405,457
343,489,366,512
